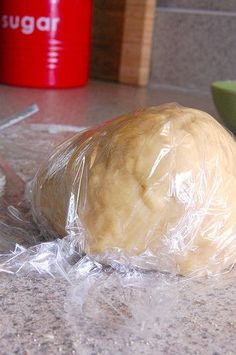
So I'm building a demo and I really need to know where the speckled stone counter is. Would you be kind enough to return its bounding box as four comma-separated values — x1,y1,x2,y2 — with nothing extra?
0,80,218,127
1,81,235,355
1,271,236,355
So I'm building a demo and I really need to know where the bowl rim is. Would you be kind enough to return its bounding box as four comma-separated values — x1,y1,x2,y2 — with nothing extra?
211,80,236,93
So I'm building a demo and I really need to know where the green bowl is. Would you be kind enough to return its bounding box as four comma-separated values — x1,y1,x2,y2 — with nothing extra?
211,80,236,132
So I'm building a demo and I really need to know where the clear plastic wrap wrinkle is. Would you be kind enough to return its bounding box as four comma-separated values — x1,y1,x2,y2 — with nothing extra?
0,104,39,130
31,103,236,277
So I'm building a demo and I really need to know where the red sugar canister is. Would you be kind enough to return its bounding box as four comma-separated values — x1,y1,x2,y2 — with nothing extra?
0,0,92,88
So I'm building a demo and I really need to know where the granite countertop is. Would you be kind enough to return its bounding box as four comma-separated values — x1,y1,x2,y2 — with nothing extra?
0,81,235,355
0,80,219,127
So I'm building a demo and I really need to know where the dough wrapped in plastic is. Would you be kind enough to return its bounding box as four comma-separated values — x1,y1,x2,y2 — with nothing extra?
31,103,236,276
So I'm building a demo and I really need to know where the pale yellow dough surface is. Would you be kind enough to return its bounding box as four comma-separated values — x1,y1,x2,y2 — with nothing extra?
32,104,236,276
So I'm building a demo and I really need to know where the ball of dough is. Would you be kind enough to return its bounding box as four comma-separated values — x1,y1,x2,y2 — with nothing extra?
32,103,236,276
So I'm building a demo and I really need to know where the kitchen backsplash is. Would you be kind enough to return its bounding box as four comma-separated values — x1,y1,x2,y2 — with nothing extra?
157,0,236,11
150,0,236,91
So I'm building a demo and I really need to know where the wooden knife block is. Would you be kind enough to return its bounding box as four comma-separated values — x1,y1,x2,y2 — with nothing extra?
91,0,156,86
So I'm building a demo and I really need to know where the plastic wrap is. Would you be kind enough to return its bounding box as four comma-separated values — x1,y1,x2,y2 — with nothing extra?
0,104,39,130
0,111,85,253
1,103,236,349
31,103,236,277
